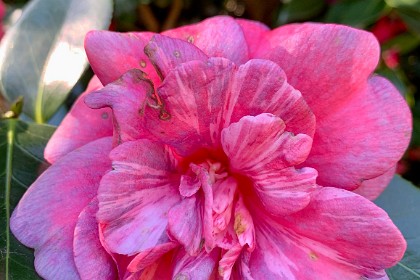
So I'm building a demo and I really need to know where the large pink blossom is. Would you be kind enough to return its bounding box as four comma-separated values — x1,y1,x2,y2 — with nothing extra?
11,16,411,279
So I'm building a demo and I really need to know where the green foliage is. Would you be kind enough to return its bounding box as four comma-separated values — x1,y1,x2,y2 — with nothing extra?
0,0,113,123
0,119,55,279
277,0,326,25
375,176,420,279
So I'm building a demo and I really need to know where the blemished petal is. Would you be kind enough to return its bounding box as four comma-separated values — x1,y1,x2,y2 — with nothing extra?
97,139,180,256
145,34,208,78
227,59,315,138
73,199,117,280
279,187,406,278
235,18,269,57
163,15,249,65
10,137,112,280
251,167,318,216
304,76,411,189
353,165,396,200
143,57,236,156
221,113,313,175
254,23,380,121
219,243,243,280
234,196,255,250
172,248,220,280
85,69,154,143
168,195,203,256
84,31,160,86
44,76,112,163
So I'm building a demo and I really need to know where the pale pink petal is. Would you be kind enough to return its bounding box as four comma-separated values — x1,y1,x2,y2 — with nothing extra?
145,34,208,78
219,244,243,280
143,57,236,156
304,77,411,189
85,69,153,143
179,174,201,197
252,167,318,216
213,177,237,214
163,15,249,64
222,113,313,174
85,31,160,86
97,139,180,256
10,137,112,279
254,23,380,120
127,242,177,272
167,196,203,256
235,18,269,57
44,76,112,163
227,59,315,138
234,197,255,250
353,165,396,200
73,199,117,279
172,248,220,280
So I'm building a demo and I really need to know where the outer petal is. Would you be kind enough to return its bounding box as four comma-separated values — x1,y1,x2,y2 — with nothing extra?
85,31,160,86
172,248,220,280
235,18,269,57
97,139,180,256
44,76,112,163
163,16,249,64
254,23,380,120
85,69,153,143
73,199,117,280
145,34,208,78
247,187,405,279
353,165,396,200
304,77,411,189
10,137,112,280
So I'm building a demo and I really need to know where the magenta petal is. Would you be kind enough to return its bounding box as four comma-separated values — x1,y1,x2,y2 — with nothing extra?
168,196,203,256
85,31,160,86
219,244,243,280
97,139,180,256
163,15,249,64
172,248,220,280
44,76,112,163
145,34,208,78
229,59,315,138
353,166,396,200
85,69,153,143
143,57,236,156
127,242,177,272
222,113,313,174
304,77,411,189
73,199,117,279
234,197,255,250
235,18,269,57
10,137,112,279
254,23,380,120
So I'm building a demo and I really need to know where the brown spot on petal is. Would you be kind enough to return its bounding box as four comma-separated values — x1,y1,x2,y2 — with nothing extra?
234,214,246,235
309,252,318,261
187,35,194,43
173,50,181,58
139,59,147,68
174,274,189,280
101,112,109,119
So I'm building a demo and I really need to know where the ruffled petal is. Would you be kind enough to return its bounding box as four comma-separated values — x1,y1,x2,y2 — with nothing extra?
97,139,180,256
163,15,249,64
222,113,312,174
172,248,220,280
127,242,177,272
44,76,112,163
219,244,243,280
247,187,405,279
85,69,153,143
85,31,160,86
10,137,112,279
304,77,411,189
353,165,396,200
145,34,208,78
73,199,117,279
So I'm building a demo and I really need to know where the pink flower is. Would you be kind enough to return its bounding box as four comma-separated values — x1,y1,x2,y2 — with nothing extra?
11,16,411,279
0,0,5,39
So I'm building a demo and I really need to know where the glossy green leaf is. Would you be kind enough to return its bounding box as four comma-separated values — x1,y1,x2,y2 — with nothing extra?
375,176,420,279
325,0,389,28
0,0,113,123
0,119,55,280
277,0,326,25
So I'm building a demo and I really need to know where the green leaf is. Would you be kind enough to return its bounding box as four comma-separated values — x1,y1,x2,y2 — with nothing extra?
395,8,420,36
277,0,326,25
325,0,389,28
0,119,55,280
0,0,113,123
375,176,420,279
385,0,420,9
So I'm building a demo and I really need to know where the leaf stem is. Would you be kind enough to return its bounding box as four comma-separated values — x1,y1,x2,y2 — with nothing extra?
397,262,420,278
4,119,16,280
